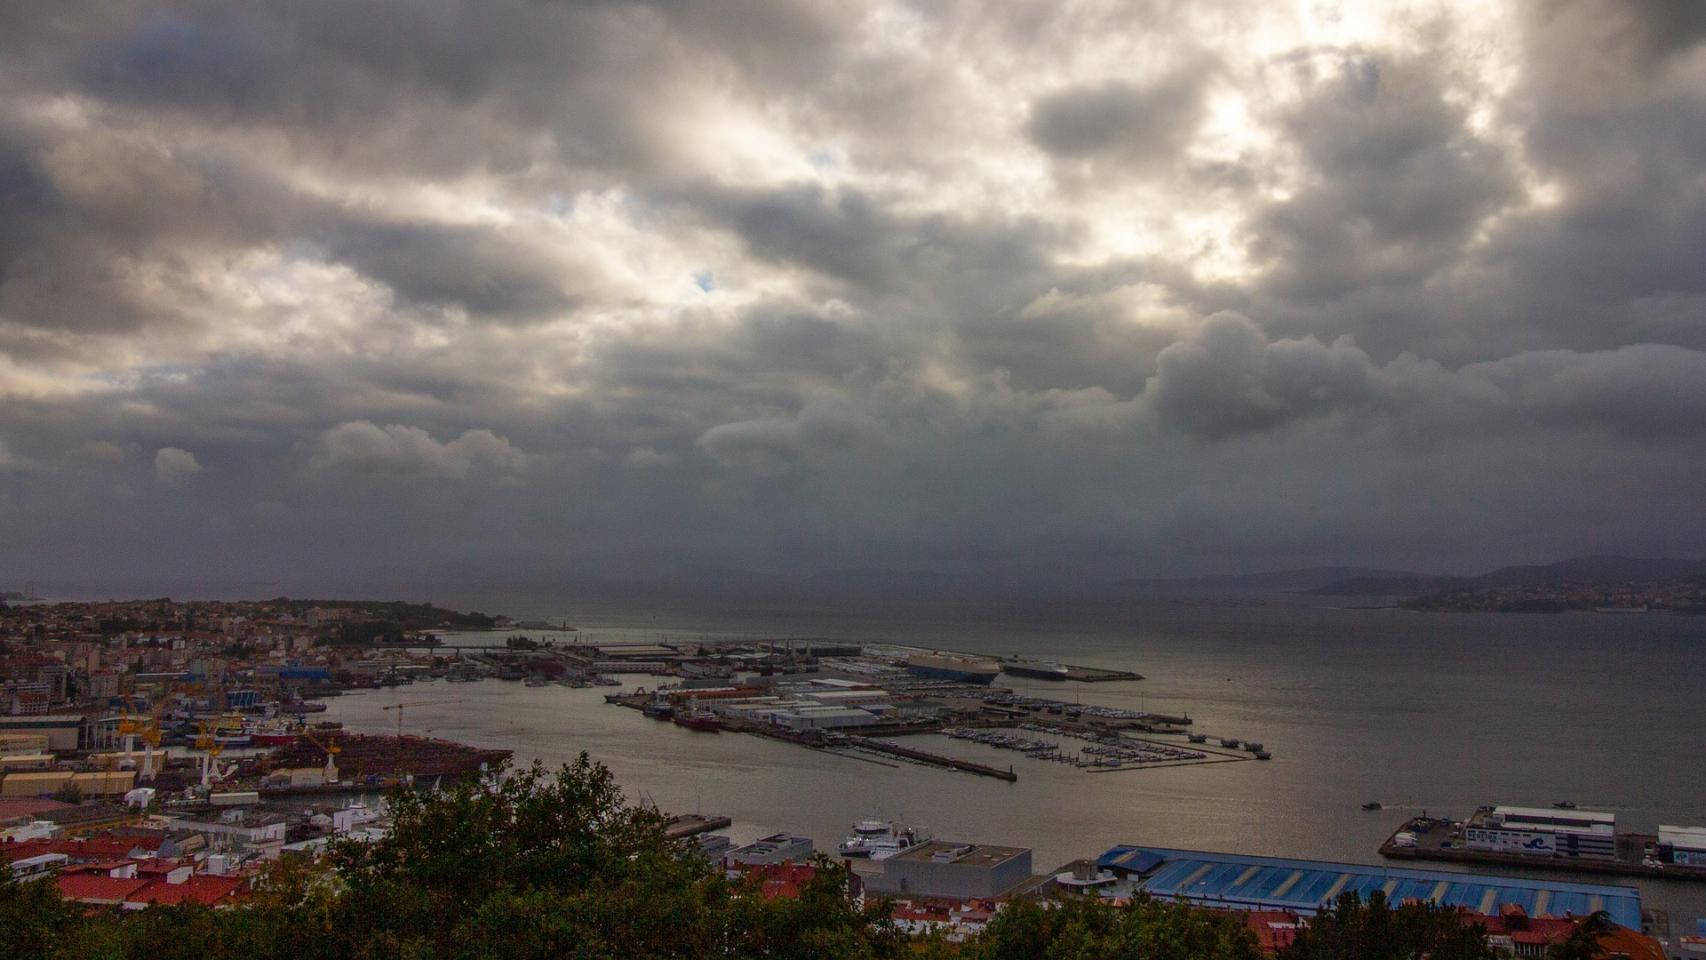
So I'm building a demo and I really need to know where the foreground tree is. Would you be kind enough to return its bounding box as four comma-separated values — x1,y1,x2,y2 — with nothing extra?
968,893,1263,960
1278,891,1497,960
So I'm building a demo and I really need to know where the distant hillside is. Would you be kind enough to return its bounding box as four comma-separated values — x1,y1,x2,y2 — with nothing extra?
1118,567,1428,594
1127,556,1706,599
1471,555,1706,587
1305,575,1468,597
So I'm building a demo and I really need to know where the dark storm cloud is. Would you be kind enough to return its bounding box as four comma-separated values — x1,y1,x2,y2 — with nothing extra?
1026,62,1216,178
1247,50,1521,352
4,0,1706,592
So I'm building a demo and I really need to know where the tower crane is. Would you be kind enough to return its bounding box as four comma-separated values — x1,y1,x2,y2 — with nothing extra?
380,699,467,739
380,699,466,781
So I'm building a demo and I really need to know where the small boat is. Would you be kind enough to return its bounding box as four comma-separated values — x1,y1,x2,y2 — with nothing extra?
1362,802,1382,811
641,701,674,720
1219,738,1240,748
1552,800,1577,810
1187,734,1207,744
1253,751,1271,760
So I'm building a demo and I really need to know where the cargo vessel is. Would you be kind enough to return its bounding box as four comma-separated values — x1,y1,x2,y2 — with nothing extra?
672,711,720,732
905,651,1001,685
1001,659,1070,680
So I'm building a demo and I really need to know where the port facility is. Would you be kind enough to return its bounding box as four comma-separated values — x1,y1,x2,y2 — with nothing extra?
1096,845,1643,929
1381,807,1706,882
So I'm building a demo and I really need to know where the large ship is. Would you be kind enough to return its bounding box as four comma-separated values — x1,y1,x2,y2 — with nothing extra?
1001,659,1069,680
905,651,1001,685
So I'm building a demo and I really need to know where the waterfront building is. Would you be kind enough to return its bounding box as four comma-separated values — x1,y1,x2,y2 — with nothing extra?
1656,825,1706,867
862,841,1033,901
1095,845,1643,928
1464,805,1617,861
727,833,814,866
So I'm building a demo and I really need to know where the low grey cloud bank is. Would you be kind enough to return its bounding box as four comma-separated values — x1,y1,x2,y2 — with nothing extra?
1,0,1704,592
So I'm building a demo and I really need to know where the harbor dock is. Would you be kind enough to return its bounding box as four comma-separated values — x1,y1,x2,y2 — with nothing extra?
1380,812,1706,884
845,736,1017,782
664,813,733,839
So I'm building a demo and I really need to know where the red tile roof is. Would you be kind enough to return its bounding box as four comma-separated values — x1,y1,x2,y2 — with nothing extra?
1,838,58,863
0,798,71,821
1243,910,1302,954
126,874,248,907
55,874,150,903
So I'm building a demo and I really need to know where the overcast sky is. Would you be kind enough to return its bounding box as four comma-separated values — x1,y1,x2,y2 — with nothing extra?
3,1,1705,596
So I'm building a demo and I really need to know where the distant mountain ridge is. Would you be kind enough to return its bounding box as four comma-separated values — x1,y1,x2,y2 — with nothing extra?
1119,555,1706,597
1116,567,1429,594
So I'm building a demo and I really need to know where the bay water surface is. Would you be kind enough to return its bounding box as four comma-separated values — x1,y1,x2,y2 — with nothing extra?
320,595,1706,926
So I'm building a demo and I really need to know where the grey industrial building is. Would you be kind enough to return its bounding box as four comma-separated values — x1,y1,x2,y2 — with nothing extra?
863,841,1033,900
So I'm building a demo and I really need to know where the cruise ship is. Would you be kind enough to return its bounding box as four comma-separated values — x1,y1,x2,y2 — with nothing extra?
905,652,1001,685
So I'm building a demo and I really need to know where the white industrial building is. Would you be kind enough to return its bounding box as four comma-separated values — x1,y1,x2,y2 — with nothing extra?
1658,825,1706,867
1464,806,1616,860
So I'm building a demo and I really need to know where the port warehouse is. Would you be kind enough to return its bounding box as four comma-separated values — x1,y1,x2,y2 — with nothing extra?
1096,846,1642,929
863,842,1035,901
660,680,932,731
1464,806,1617,860
1658,826,1706,866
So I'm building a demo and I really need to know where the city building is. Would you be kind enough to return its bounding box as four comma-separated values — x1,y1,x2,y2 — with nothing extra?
1464,806,1617,860
863,841,1034,901
1095,846,1642,928
1656,825,1706,867
727,833,814,866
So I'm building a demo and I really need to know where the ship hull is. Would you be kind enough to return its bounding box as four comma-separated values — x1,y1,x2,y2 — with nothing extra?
906,665,999,685
1001,663,1069,680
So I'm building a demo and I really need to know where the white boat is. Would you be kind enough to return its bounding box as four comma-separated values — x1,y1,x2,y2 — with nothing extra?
837,821,928,859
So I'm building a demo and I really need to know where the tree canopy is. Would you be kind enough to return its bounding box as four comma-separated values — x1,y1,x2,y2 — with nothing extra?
1,755,1511,960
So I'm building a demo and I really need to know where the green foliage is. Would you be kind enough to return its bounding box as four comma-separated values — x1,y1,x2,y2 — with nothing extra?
3,755,1497,960
1277,891,1496,960
0,870,82,960
12,756,915,960
967,894,1263,960
334,620,406,645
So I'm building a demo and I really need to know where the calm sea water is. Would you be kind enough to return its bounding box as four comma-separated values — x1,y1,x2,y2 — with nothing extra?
320,594,1706,928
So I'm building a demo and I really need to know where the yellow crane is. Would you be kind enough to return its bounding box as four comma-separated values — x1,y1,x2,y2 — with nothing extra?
300,727,343,781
